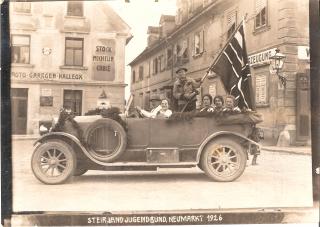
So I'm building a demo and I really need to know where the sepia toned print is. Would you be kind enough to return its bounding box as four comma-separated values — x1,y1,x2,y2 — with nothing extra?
7,0,318,225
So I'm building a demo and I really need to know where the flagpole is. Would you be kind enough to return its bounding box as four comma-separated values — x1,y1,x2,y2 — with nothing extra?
180,19,246,112
199,19,245,84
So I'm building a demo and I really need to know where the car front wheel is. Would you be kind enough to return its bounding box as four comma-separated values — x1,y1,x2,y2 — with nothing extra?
200,138,247,182
31,140,76,184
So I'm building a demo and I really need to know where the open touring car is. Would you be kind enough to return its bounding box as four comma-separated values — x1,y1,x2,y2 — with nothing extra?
31,109,263,184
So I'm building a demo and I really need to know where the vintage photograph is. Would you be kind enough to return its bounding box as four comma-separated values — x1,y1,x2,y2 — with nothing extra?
6,0,318,225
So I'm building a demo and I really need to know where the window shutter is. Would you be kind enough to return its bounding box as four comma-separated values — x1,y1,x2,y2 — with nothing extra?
227,10,237,28
255,0,267,13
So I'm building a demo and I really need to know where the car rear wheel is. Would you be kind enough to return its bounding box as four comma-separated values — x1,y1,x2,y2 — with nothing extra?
200,138,247,182
84,118,127,163
31,140,76,184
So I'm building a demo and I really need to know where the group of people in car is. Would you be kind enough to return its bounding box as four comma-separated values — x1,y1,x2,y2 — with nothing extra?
135,67,242,119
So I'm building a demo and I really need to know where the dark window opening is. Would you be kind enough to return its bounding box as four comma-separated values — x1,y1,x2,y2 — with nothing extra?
67,1,83,17
63,90,82,116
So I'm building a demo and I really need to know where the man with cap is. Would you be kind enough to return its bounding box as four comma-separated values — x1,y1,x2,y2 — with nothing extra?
173,67,201,112
135,94,162,118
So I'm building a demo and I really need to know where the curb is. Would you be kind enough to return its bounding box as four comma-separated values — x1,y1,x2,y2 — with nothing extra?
262,147,311,156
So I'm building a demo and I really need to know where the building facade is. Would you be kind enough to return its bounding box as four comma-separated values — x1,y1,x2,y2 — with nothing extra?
10,1,131,135
130,0,310,145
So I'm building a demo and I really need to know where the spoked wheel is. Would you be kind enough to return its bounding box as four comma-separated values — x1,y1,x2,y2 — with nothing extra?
201,138,247,182
31,140,76,184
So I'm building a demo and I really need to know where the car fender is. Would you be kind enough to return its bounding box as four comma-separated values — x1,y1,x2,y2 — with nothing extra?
33,132,124,166
196,131,261,163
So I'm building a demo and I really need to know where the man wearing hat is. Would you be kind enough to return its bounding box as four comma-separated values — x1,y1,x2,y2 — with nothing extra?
136,94,162,118
173,67,201,112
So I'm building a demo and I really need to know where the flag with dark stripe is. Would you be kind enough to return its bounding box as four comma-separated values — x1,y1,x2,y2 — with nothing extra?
212,23,255,110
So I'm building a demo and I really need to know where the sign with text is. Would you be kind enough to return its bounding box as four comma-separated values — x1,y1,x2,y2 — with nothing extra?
298,46,310,60
248,48,277,66
92,39,115,81
11,71,85,82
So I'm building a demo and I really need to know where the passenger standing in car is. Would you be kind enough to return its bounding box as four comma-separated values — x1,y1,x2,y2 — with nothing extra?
213,95,224,112
199,94,214,112
173,67,201,112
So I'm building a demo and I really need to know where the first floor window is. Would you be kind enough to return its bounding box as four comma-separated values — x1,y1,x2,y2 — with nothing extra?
255,74,268,105
67,1,83,16
153,58,158,75
11,35,30,64
139,66,144,81
63,90,82,116
255,0,267,29
166,47,173,68
14,2,31,13
65,37,83,66
194,30,204,56
227,10,237,38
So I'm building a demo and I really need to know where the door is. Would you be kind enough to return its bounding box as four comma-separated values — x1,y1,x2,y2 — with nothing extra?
63,90,82,116
296,72,310,142
11,88,28,134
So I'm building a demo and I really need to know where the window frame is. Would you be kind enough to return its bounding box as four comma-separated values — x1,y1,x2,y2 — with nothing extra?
13,2,31,14
193,30,204,57
226,9,237,39
64,37,84,67
152,58,158,75
254,1,268,30
67,1,84,17
11,34,31,64
63,90,83,116
139,65,144,81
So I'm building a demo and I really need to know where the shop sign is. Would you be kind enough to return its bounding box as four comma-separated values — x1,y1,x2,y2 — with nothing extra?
11,71,85,81
248,48,277,66
92,39,115,81
298,46,310,60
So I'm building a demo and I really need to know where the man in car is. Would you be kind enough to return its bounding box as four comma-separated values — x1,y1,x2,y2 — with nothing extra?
173,67,201,112
136,98,172,118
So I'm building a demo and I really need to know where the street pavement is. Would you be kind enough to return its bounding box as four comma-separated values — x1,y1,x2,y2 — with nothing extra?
11,139,315,215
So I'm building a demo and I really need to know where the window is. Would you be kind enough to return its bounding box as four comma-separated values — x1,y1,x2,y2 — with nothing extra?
65,38,83,66
227,10,237,38
132,70,136,83
255,74,268,105
11,35,30,64
159,55,165,72
63,90,82,116
139,66,144,81
153,58,158,75
255,0,267,29
67,1,83,16
14,2,31,13
166,47,173,68
176,38,189,65
193,30,204,56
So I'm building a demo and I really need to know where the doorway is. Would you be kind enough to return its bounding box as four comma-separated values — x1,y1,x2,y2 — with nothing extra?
12,88,28,134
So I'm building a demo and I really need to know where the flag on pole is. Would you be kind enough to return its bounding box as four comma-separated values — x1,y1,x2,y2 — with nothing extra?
211,22,255,110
